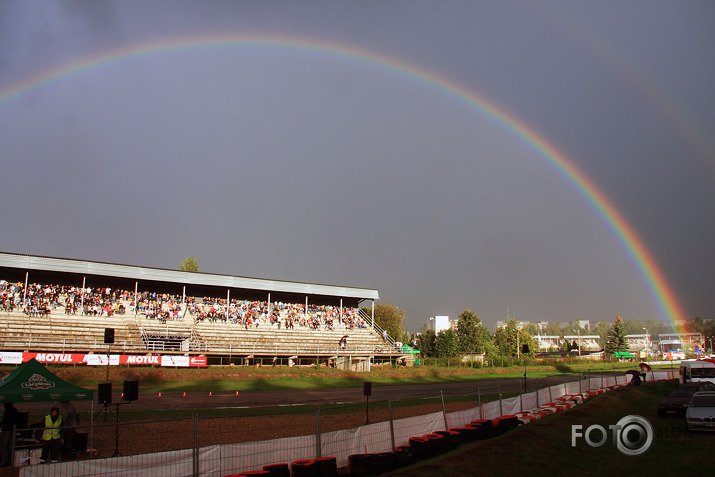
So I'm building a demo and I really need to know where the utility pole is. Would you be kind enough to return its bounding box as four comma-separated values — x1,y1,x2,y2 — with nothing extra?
517,328,520,359
508,308,520,359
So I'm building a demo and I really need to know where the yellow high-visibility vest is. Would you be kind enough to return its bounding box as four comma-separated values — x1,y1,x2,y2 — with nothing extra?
41,414,62,441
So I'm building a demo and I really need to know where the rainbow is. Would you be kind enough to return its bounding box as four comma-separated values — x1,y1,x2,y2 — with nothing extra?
0,34,688,330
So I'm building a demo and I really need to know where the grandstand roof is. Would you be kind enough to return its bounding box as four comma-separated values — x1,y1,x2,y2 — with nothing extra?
0,252,379,305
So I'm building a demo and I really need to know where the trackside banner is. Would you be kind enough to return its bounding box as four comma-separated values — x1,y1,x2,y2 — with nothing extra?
0,352,207,367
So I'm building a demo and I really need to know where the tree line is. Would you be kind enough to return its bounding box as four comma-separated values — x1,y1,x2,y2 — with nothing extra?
369,304,712,359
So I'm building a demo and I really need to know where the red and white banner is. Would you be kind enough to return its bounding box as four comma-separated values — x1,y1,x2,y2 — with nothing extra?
0,352,207,367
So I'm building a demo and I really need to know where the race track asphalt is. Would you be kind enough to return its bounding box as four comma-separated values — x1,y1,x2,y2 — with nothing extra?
20,373,608,414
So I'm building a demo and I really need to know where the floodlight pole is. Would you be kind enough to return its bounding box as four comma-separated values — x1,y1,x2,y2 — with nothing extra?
365,395,370,425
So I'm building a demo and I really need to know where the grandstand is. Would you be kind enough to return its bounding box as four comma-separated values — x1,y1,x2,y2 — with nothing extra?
0,252,410,370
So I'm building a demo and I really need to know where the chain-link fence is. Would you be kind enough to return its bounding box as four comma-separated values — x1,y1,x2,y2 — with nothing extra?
7,369,675,477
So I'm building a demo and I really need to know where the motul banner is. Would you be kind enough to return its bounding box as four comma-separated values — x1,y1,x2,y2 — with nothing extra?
0,352,207,367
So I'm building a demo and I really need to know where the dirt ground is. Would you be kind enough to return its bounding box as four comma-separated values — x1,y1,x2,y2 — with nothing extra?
88,399,476,457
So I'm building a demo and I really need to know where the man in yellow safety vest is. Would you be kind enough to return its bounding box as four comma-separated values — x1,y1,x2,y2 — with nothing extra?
37,406,63,463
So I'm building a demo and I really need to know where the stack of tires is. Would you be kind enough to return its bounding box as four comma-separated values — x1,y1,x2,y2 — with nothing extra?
229,457,338,477
314,457,338,477
465,419,498,440
348,432,454,476
291,459,318,477
262,463,291,477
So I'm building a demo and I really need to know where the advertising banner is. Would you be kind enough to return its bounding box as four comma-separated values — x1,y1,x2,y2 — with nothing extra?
0,352,23,364
9,353,207,367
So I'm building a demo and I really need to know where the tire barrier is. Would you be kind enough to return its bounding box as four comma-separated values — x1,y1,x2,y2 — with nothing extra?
495,415,520,433
374,452,398,473
407,436,431,459
394,446,417,467
292,459,318,477
467,419,498,440
235,471,271,477
262,463,291,477
434,430,461,447
314,456,338,477
422,433,449,455
451,425,479,442
348,453,379,477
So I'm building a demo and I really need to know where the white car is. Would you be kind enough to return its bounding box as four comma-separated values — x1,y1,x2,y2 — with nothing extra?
685,391,715,431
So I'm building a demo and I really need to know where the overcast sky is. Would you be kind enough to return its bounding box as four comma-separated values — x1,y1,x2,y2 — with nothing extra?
0,1,713,332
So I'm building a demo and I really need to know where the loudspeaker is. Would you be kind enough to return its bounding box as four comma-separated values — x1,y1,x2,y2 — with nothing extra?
363,381,372,397
123,380,139,401
104,328,115,344
98,382,112,404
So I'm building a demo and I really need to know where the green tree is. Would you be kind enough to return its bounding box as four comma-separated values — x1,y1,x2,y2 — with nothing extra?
455,309,491,354
492,319,536,357
605,314,628,354
518,329,538,356
593,321,611,348
179,256,199,272
414,326,436,357
435,329,458,358
361,303,408,343
492,320,518,356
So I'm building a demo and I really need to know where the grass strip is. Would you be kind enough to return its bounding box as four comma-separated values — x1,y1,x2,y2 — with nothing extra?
386,379,712,476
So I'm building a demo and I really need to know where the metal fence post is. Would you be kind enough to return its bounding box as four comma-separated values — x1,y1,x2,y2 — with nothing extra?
498,384,503,417
193,413,199,477
315,405,321,459
388,398,396,451
536,377,540,407
477,386,482,419
440,391,448,430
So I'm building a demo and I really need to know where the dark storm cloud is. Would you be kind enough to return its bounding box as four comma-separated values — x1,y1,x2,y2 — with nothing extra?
0,1,713,331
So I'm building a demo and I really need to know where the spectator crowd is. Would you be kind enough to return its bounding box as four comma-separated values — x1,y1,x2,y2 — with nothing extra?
0,279,367,332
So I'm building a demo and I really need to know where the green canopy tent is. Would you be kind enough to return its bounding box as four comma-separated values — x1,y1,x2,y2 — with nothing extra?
401,344,421,365
0,359,93,403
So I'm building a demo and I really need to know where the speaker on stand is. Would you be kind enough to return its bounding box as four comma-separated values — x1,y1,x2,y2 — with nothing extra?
98,382,112,404
123,380,139,402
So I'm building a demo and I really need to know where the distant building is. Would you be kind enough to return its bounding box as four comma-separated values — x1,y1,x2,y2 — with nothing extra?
535,335,560,351
496,320,529,330
564,335,602,352
430,316,451,334
658,333,705,354
625,334,651,354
